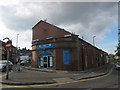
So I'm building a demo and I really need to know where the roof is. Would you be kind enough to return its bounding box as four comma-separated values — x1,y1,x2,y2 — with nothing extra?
32,20,108,54
32,20,75,36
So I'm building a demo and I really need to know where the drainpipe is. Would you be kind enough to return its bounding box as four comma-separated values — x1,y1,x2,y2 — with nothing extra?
76,36,80,71
81,36,84,71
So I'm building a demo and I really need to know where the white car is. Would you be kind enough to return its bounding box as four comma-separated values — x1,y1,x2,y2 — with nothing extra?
115,63,120,70
20,60,29,66
0,60,13,72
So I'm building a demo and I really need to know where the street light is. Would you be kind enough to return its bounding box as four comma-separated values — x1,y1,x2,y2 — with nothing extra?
16,34,19,48
16,34,19,63
16,34,21,71
93,36,96,46
3,37,10,80
3,37,9,41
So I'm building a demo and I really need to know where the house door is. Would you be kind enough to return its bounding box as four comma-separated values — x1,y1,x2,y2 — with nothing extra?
43,56,48,68
39,52,53,68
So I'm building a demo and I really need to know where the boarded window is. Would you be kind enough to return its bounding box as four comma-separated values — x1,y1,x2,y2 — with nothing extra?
85,56,88,68
63,50,69,65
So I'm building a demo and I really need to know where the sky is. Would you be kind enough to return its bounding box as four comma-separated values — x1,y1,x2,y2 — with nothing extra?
0,0,119,54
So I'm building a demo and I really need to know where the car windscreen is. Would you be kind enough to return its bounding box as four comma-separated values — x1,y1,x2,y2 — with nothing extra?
0,61,2,64
0,61,7,64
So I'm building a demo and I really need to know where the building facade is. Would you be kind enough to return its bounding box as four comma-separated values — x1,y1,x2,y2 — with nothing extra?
0,40,16,63
32,20,108,71
0,40,7,60
0,40,2,60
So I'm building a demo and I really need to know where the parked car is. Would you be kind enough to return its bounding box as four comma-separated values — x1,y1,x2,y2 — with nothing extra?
115,63,120,70
0,60,13,72
20,60,29,66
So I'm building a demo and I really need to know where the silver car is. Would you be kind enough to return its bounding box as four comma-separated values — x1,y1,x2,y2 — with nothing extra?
115,63,120,70
0,60,13,72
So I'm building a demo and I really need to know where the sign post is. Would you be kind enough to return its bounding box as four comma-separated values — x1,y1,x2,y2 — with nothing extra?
5,40,11,80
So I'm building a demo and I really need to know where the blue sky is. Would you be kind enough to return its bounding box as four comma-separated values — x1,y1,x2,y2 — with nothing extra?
97,24,118,54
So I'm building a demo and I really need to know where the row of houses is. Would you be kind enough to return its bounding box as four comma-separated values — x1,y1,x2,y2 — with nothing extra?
0,40,32,64
32,20,109,71
0,40,16,63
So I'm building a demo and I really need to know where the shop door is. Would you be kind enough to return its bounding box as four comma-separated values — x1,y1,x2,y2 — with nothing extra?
43,56,48,68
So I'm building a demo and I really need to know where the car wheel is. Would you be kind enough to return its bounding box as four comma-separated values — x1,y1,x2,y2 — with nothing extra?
2,67,6,72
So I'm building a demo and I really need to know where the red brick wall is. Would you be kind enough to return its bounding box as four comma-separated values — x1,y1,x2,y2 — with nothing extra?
33,21,71,40
32,51,37,67
55,49,76,71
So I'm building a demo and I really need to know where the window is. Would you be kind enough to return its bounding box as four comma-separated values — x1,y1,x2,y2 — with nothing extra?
39,57,43,67
63,50,69,65
49,56,53,67
85,56,88,68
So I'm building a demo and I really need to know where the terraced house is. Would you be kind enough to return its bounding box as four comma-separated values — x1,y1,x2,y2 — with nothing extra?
0,40,16,64
32,20,108,71
0,40,7,60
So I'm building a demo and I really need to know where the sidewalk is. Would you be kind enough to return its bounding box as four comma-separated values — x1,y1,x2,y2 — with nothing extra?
1,64,113,85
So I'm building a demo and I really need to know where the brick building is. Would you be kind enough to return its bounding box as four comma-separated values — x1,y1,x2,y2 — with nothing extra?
32,20,108,71
0,40,2,60
0,40,7,60
0,40,16,63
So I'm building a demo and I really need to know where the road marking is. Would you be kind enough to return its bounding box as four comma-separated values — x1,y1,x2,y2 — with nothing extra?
2,69,113,88
53,77,74,83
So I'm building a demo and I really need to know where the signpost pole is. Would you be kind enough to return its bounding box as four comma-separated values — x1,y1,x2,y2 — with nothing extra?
3,38,10,80
6,50,9,80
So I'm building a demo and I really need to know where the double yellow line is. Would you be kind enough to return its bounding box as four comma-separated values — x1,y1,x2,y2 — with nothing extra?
2,69,113,88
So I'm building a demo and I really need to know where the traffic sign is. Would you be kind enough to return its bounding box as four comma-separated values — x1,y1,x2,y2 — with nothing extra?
6,41,11,50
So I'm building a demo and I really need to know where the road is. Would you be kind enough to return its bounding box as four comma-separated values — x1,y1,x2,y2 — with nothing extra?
24,67,118,89
1,65,120,89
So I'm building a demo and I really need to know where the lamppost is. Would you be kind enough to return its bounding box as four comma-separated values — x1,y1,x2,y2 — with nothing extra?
93,36,96,46
3,37,10,80
16,34,19,63
16,34,21,71
16,34,19,49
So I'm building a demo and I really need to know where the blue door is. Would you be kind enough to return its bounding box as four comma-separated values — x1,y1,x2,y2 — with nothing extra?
63,50,69,65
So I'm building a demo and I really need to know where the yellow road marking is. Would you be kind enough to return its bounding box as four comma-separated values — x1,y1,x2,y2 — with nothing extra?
2,69,113,88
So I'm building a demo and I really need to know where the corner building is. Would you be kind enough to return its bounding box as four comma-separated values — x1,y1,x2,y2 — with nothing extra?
32,20,108,71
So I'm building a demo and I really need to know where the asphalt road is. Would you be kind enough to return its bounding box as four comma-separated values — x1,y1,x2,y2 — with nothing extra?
30,66,119,89
1,64,119,90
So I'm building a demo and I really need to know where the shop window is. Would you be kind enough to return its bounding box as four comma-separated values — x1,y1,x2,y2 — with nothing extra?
49,56,53,67
63,50,69,65
39,57,43,67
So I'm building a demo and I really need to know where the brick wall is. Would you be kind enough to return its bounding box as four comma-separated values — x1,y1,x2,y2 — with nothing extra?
0,41,2,60
32,51,37,67
32,20,72,41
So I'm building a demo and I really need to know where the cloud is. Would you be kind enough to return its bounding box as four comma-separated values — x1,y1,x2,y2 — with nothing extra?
0,2,118,51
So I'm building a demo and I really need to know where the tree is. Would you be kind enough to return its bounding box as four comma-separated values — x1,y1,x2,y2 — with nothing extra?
109,54,115,59
115,43,120,56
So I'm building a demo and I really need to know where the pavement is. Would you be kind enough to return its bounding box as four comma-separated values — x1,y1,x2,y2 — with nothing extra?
1,64,113,85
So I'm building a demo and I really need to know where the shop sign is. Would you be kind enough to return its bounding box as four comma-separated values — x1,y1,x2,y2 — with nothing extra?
37,43,53,49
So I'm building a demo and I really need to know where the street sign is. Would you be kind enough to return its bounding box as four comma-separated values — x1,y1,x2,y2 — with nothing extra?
5,41,11,50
